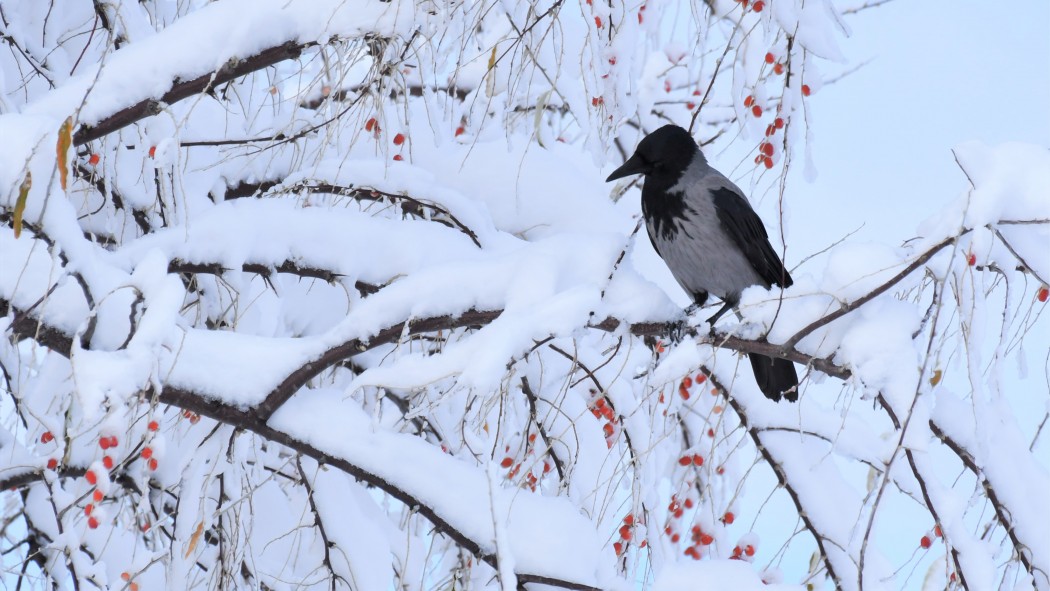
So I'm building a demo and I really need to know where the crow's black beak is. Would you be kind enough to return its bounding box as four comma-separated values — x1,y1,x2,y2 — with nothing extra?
606,153,649,182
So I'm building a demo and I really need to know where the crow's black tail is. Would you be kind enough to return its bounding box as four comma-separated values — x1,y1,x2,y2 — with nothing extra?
747,353,799,402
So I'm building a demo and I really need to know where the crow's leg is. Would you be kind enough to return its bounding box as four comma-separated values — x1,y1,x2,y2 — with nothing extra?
706,300,734,326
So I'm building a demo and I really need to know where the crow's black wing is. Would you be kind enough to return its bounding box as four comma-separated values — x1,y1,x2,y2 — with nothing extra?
711,187,793,288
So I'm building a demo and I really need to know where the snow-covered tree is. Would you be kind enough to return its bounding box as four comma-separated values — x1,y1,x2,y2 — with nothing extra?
1,1,1047,590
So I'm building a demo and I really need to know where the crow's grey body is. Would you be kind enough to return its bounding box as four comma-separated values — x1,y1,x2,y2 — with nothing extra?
607,124,799,402
644,159,766,304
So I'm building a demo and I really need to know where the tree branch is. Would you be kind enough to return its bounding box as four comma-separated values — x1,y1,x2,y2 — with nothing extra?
73,41,307,146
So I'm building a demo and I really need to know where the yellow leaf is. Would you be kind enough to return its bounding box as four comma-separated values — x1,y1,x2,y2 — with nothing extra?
13,171,32,239
57,116,73,190
929,369,942,386
184,521,204,558
485,46,498,98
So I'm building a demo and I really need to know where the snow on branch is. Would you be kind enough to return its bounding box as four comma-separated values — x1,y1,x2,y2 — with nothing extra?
1,1,1047,590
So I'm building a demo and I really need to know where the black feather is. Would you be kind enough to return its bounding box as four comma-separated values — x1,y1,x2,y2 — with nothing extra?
711,187,793,289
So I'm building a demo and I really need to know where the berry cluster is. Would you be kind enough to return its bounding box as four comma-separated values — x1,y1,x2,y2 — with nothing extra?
733,0,764,12
588,392,620,448
613,513,647,556
498,432,553,492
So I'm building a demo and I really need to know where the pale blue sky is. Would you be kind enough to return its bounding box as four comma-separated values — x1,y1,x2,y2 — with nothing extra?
788,0,1050,255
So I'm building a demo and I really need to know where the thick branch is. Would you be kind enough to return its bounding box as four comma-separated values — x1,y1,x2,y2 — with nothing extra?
708,369,844,589
784,235,959,350
930,421,1036,580
73,41,307,146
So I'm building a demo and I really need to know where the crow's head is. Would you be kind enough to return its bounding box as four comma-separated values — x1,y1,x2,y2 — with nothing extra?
606,125,699,183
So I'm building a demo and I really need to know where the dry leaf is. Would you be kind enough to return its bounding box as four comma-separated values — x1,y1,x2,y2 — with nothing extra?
57,116,73,190
13,171,32,238
929,369,942,386
184,521,204,558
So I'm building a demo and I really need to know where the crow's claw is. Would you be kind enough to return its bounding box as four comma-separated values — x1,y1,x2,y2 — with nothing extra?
666,318,688,345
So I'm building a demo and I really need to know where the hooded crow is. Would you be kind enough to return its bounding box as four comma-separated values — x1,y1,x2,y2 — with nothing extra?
607,124,798,402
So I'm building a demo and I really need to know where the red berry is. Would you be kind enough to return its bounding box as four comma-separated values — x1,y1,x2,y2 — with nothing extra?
88,153,100,166
365,118,376,132
85,504,94,516
692,454,704,466
683,498,694,508
700,533,713,545
102,456,114,470
46,458,58,470
752,0,764,11
93,489,103,502
148,146,156,159
679,385,690,400
751,105,763,117
595,16,602,28
773,63,784,75
85,470,97,485
392,154,403,161
723,511,735,524
147,458,158,471
638,12,643,23
500,457,513,468
671,533,680,543
1038,286,1049,302
764,52,774,64
686,102,696,110
624,514,634,526
695,373,706,384
40,431,54,444
109,436,118,447
99,437,109,450
744,544,755,556
88,516,99,529
774,117,784,129
967,253,976,266
141,447,153,460
141,521,150,532
763,157,774,169
707,428,715,437
934,525,943,537
682,376,693,389
801,84,811,96
455,126,465,137
613,541,623,555
765,124,776,137
664,79,672,93
393,133,405,146
678,456,691,466
121,572,131,582
716,466,725,475
603,423,615,437
920,535,932,549
147,420,159,432
743,95,754,107
619,525,632,540
732,545,743,557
